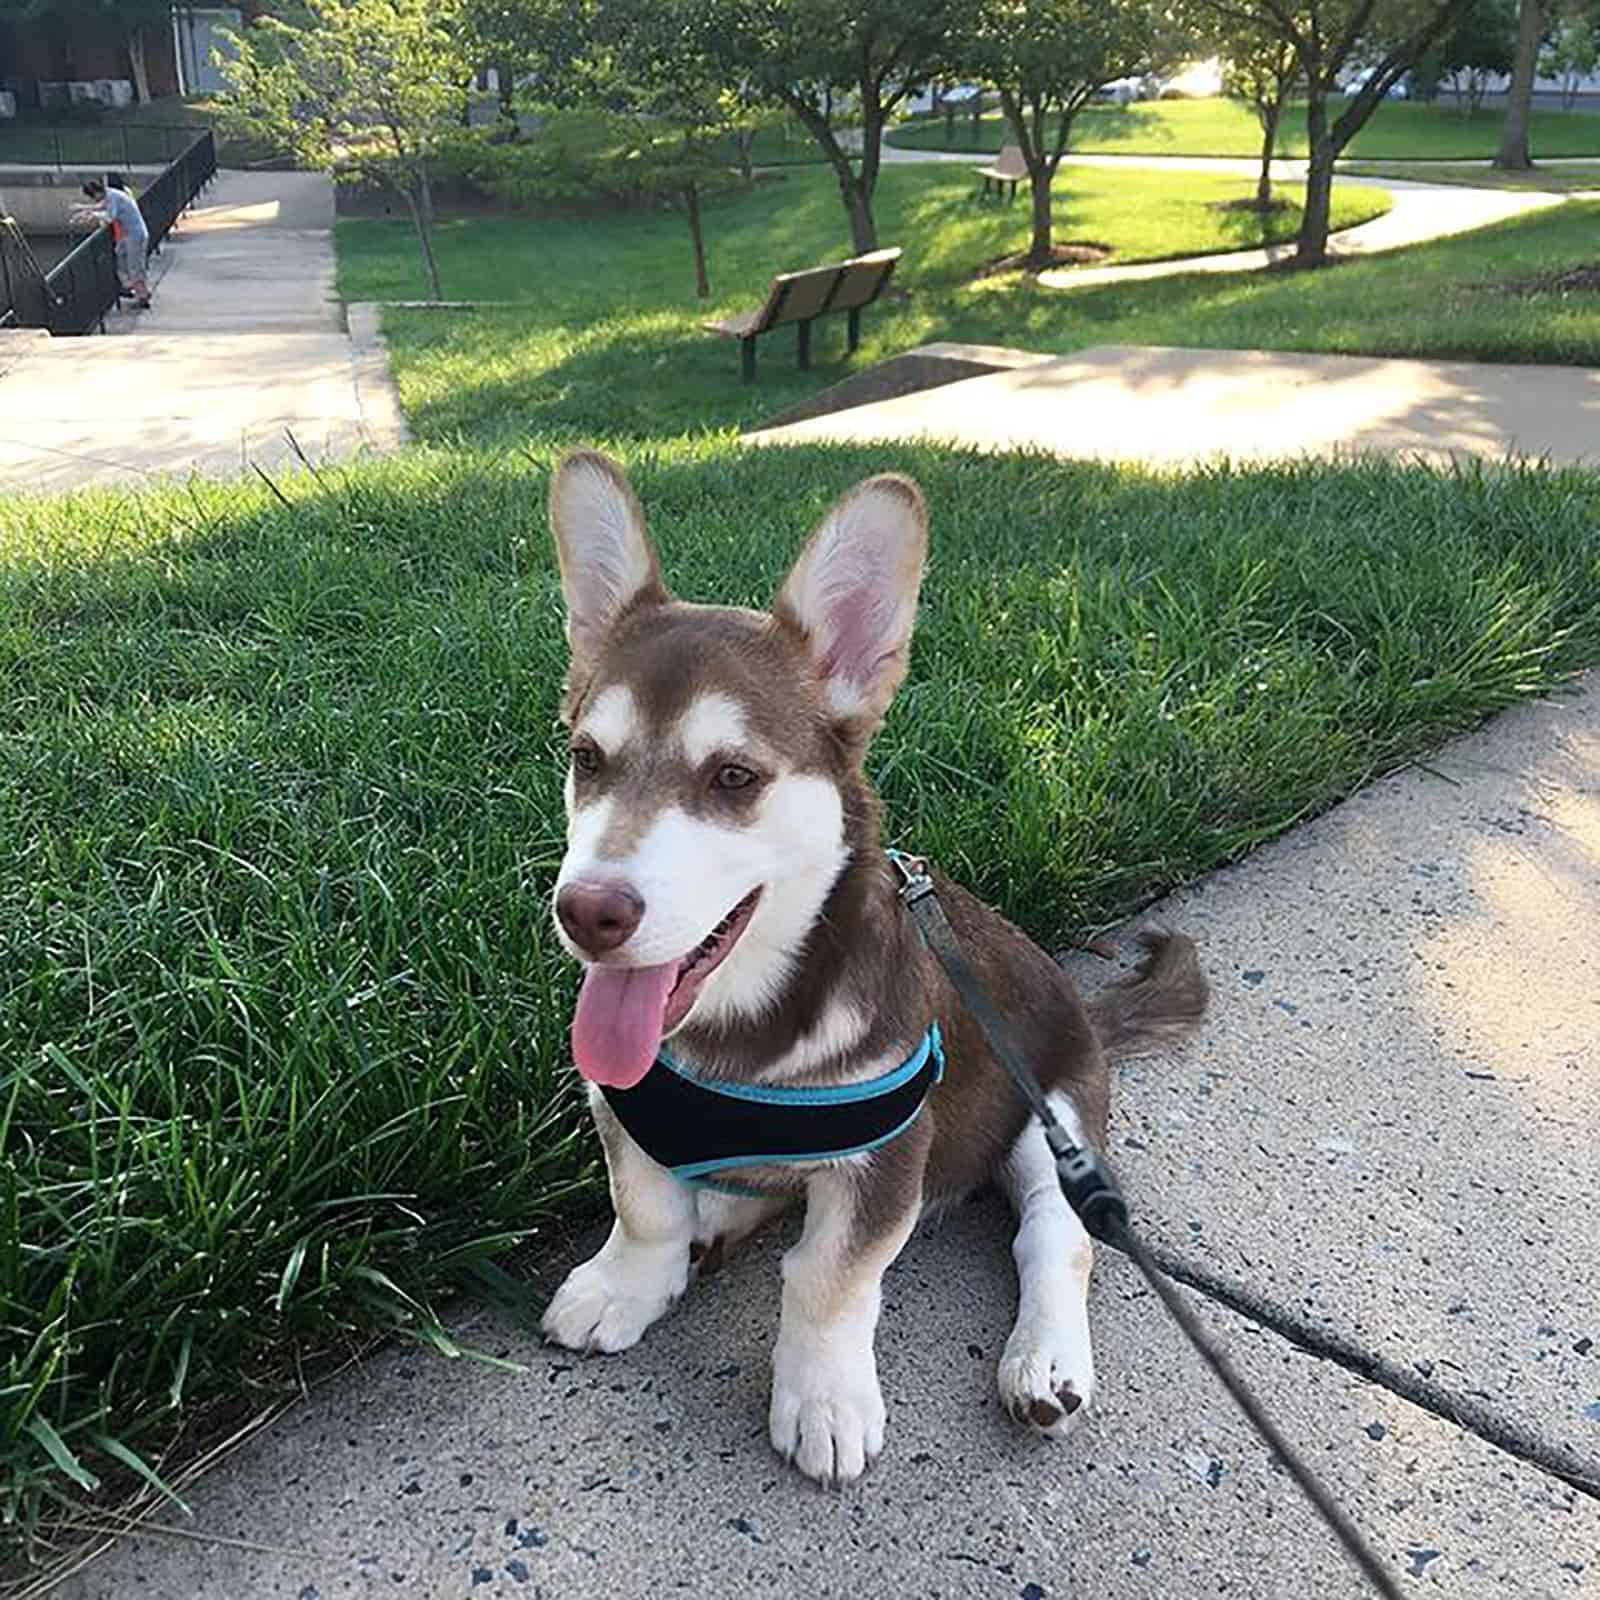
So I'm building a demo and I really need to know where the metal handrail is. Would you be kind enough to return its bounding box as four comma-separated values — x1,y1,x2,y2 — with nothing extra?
0,122,210,172
0,215,53,330
1,129,218,336
41,225,120,334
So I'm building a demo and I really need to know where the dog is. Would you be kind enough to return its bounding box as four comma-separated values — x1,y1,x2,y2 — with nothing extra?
540,450,1208,1485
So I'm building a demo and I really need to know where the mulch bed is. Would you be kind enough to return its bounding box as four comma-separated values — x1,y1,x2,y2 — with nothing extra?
1493,262,1600,296
1208,197,1291,216
971,241,1113,280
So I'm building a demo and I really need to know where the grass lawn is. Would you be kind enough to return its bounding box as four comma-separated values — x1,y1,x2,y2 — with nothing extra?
890,97,1600,161
339,172,1600,452
10,148,1600,1565
337,164,1385,445
1343,159,1600,191
7,443,1600,1560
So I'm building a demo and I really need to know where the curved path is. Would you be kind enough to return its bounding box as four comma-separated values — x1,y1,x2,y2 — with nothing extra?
870,141,1568,288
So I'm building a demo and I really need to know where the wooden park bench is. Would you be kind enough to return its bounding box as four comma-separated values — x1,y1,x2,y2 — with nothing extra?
976,144,1027,202
704,248,901,381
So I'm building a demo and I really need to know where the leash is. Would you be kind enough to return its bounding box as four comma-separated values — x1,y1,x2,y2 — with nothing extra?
890,853,1405,1600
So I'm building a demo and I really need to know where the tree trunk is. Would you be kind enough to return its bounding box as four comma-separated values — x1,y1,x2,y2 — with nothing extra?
784,94,878,252
841,180,877,253
734,129,754,183
858,98,883,210
1495,0,1542,168
1296,94,1336,267
127,27,152,104
684,181,709,298
1257,101,1281,205
1027,164,1054,267
400,183,444,302
418,164,437,233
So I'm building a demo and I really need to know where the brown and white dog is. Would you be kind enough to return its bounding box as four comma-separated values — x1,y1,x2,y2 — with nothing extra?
540,450,1207,1485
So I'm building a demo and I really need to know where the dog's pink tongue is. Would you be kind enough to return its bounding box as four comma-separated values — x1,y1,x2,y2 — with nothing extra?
571,961,678,1088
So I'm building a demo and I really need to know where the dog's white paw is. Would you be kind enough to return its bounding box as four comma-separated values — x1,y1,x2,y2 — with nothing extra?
769,1329,886,1485
541,1242,687,1354
997,1317,1095,1439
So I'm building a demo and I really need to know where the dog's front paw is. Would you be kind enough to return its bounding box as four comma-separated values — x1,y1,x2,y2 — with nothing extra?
997,1317,1095,1439
541,1241,687,1354
769,1330,886,1486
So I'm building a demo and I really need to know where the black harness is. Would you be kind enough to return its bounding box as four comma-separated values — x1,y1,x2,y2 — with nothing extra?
599,1024,945,1190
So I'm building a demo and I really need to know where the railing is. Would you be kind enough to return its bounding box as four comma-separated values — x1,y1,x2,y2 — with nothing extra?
0,122,206,172
0,130,217,336
1,216,53,330
41,225,120,334
140,129,218,253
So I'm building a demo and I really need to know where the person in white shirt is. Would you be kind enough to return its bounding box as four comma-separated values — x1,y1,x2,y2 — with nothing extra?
80,177,151,310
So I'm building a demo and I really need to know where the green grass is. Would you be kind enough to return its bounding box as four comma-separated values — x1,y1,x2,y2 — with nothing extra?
5,442,1600,1563
891,97,1600,160
7,141,1600,1570
931,202,1600,370
336,163,1385,446
1344,159,1600,191
339,175,1600,454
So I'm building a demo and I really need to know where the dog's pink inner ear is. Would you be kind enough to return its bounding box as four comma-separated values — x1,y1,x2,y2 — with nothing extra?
815,564,904,691
779,475,928,727
548,451,664,665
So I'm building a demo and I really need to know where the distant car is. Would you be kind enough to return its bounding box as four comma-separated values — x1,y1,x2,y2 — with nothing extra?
1096,75,1151,105
1343,67,1409,98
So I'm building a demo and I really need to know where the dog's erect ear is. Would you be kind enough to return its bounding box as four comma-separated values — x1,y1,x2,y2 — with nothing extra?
548,450,667,669
775,473,928,731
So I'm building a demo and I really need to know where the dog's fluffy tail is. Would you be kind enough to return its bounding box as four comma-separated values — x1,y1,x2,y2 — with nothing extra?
1089,929,1208,1058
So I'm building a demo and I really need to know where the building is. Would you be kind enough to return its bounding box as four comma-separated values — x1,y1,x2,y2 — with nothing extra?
0,5,262,115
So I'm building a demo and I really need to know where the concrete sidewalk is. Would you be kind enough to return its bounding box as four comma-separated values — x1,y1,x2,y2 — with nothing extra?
50,682,1600,1598
752,343,1600,469
1037,177,1560,291
874,143,1566,289
0,171,404,494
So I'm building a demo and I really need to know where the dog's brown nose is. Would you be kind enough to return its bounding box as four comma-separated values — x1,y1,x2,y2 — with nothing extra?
556,881,645,955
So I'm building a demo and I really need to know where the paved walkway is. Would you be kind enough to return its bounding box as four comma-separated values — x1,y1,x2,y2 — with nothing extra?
753,343,1600,469
1038,171,1560,290
871,142,1566,287
49,678,1600,1599
0,171,404,495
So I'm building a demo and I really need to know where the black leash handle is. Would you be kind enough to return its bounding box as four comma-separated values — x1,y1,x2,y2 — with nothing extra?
890,854,1404,1600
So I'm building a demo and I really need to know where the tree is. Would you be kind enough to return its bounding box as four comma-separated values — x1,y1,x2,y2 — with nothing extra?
219,0,478,302
463,0,571,132
1439,0,1518,113
1495,0,1544,165
709,0,968,254
104,0,173,104
1222,28,1302,206
968,0,1160,268
1184,0,1473,267
580,0,755,298
1541,6,1600,106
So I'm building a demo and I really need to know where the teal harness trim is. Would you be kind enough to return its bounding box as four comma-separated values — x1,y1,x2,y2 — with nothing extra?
659,1024,941,1107
598,1023,945,1194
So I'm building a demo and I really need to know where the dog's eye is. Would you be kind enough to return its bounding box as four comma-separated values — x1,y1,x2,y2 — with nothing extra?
713,764,757,792
570,743,602,778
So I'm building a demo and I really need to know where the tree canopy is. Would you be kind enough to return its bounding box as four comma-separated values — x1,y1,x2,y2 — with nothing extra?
220,0,478,300
967,0,1162,266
